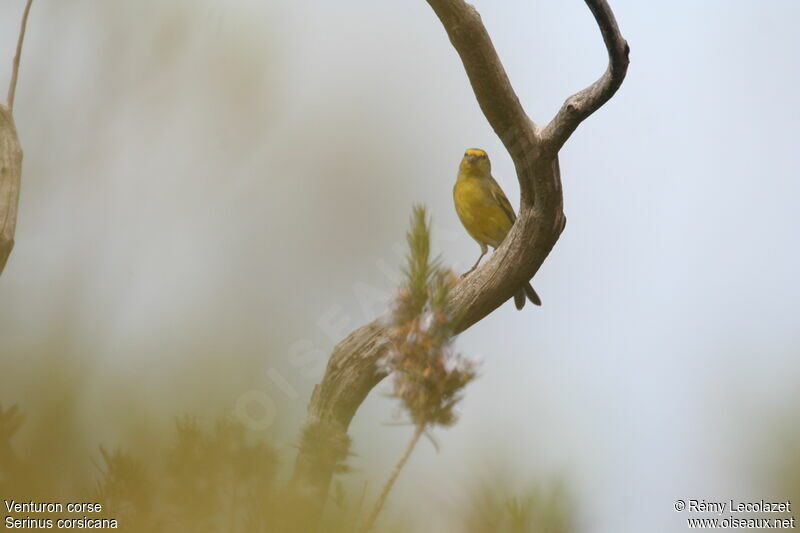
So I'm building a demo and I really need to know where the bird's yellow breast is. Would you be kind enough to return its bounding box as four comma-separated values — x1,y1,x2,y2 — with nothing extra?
453,176,513,248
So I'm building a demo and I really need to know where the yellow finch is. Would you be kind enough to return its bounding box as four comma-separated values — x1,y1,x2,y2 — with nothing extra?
453,148,541,309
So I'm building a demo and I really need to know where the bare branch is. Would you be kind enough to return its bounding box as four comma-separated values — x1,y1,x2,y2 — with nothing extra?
426,0,538,171
0,106,23,275
289,1,628,526
541,0,630,153
0,0,32,274
360,423,425,532
7,0,35,113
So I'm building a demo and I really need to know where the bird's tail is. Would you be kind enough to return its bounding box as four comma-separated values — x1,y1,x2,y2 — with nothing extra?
514,282,542,310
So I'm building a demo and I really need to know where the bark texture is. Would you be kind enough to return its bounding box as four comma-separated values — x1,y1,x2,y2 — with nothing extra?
0,106,22,275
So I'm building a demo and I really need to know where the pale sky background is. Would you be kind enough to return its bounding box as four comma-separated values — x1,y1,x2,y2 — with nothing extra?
1,1,799,532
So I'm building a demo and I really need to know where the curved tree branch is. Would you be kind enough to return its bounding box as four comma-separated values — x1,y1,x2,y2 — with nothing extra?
7,0,34,113
1,0,33,276
290,0,628,525
0,107,22,275
541,0,630,154
426,1,538,177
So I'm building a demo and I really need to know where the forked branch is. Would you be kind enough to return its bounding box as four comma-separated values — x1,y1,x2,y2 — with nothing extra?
290,1,629,527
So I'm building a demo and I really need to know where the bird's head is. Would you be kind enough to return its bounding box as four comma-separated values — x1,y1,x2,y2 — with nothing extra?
459,148,491,176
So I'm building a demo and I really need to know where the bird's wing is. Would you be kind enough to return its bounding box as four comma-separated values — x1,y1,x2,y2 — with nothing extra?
489,176,517,223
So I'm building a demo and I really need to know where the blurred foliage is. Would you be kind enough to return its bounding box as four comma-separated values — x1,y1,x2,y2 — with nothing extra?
358,206,478,531
0,401,574,533
459,473,575,533
763,405,800,509
382,205,476,428
0,403,381,533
